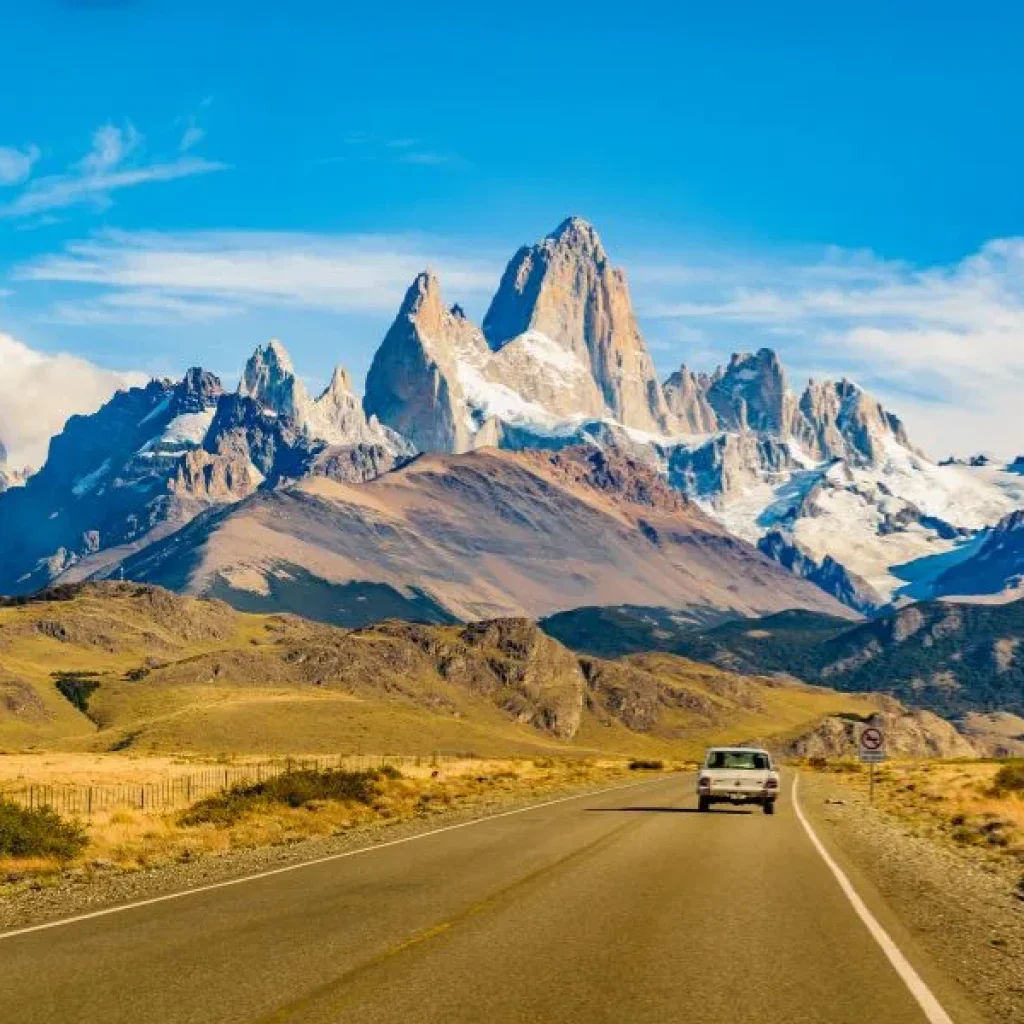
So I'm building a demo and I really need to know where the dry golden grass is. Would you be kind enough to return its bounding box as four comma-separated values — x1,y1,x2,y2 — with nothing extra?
813,760,1024,872
0,757,649,886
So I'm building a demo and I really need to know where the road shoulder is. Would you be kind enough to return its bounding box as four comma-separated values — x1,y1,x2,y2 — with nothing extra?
798,770,1022,1024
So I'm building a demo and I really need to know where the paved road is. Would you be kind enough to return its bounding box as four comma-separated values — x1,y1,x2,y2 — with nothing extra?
0,775,959,1024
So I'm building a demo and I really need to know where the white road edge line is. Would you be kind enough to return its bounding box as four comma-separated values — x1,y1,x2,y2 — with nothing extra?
0,773,672,942
791,774,954,1024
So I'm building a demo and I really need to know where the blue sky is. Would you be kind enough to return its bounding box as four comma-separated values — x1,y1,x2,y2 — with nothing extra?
3,0,1024,462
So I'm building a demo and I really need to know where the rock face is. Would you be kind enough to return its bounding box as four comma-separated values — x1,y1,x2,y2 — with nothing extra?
364,273,490,453
0,372,225,594
757,531,886,614
706,349,796,436
786,700,980,760
662,366,717,433
0,340,412,596
660,348,916,468
483,216,673,433
366,218,675,452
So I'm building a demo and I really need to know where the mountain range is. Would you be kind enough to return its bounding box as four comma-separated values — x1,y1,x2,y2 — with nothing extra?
2,216,1024,626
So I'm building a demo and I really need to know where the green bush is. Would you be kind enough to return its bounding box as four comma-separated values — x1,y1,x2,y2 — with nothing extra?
990,762,1024,795
0,800,88,860
628,759,664,771
180,767,394,827
53,672,101,714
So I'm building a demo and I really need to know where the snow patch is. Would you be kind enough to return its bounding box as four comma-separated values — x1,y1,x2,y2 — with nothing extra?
72,458,111,497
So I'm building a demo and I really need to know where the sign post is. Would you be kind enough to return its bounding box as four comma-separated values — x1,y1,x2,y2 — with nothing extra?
858,724,886,804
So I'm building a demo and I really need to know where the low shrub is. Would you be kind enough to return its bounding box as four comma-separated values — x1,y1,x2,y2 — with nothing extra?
0,800,88,860
628,759,664,772
807,756,828,770
53,672,101,714
180,767,396,827
990,762,1024,795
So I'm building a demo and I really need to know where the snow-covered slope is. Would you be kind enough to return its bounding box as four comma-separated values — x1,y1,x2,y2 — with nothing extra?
707,435,1024,603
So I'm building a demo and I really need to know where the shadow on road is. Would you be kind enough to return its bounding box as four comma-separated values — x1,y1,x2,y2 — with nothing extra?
587,806,754,815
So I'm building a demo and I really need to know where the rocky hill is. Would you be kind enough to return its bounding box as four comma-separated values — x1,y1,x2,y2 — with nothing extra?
605,598,1024,720
100,446,851,627
0,583,876,756
785,700,982,760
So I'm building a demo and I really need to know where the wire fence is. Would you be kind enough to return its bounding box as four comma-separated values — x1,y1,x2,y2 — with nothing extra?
0,753,467,818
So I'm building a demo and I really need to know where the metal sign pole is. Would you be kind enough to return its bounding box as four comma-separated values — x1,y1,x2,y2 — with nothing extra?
869,761,874,805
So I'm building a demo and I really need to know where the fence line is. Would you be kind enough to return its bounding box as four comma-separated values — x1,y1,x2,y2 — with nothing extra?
0,753,465,818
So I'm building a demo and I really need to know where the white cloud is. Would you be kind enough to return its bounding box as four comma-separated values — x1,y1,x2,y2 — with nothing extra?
179,122,205,153
0,122,227,220
0,333,148,467
0,145,40,186
318,134,466,169
18,229,500,322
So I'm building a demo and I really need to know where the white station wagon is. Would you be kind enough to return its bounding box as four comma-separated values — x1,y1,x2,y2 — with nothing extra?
697,746,780,814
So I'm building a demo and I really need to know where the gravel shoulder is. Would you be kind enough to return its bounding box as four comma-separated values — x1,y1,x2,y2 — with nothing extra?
0,770,666,934
799,770,1024,1024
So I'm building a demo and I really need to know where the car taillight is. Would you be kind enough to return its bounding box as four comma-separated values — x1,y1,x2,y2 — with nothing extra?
698,777,710,789
765,778,779,789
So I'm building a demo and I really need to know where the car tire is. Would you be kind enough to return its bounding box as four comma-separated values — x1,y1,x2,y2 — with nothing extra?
698,796,711,813
763,800,775,815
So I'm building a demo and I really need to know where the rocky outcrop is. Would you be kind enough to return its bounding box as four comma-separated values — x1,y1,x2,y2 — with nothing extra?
242,340,410,453
667,432,797,503
169,450,261,501
706,349,797,435
662,366,718,433
0,373,222,594
308,443,408,484
786,701,980,760
757,530,886,614
795,378,918,464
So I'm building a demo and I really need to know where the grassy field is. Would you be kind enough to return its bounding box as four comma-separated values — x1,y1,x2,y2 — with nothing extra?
809,759,1024,884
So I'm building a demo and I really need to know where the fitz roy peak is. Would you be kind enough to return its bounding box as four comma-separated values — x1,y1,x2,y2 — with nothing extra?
2,215,1024,617
363,216,673,451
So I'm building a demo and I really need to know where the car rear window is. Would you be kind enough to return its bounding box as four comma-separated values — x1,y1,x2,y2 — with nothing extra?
706,750,770,770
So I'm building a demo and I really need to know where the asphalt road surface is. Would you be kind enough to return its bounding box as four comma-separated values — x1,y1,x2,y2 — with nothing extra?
0,775,965,1024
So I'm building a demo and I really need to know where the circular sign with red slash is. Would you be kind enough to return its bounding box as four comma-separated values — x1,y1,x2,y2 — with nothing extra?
860,726,884,751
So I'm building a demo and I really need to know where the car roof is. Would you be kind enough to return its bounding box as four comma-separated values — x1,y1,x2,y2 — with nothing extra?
705,746,771,755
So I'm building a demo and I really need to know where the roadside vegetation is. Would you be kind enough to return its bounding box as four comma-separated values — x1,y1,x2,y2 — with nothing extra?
0,800,87,861
804,758,1024,886
0,756,669,889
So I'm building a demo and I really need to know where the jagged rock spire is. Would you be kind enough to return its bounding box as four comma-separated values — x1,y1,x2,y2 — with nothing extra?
482,216,674,433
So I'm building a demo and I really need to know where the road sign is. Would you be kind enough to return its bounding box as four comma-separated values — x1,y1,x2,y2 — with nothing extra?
858,724,886,804
858,725,886,762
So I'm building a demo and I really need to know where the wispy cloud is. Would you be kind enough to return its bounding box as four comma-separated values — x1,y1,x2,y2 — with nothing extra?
18,229,500,324
315,134,466,170
0,145,41,186
0,122,228,220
